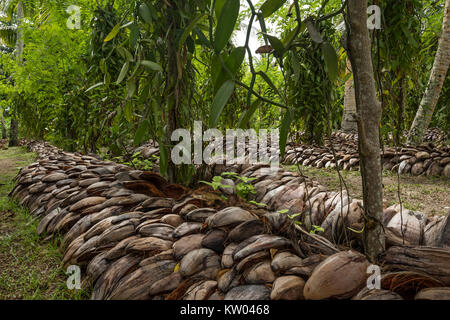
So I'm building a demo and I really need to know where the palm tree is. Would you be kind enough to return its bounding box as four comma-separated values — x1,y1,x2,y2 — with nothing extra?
407,0,450,145
0,0,43,146
0,0,24,146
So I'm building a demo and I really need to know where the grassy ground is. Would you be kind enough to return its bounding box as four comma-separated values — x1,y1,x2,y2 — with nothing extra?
285,164,450,216
0,146,90,299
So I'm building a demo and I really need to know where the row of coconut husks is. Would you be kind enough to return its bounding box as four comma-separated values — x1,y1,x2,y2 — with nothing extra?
130,131,450,179
10,141,450,300
284,142,450,179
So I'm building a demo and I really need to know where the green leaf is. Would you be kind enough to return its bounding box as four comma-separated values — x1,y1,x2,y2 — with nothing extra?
85,82,103,93
214,47,245,92
130,23,139,47
214,0,240,52
226,46,246,73
279,109,292,157
178,14,206,51
209,80,235,127
126,79,136,98
134,120,149,146
321,42,338,83
265,34,284,55
139,3,153,24
238,99,261,129
305,19,323,43
260,0,287,18
116,61,129,84
140,60,163,72
215,0,227,18
104,23,120,42
194,27,210,47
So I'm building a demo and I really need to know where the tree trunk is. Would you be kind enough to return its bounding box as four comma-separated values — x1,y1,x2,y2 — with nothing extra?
9,1,24,147
407,0,450,145
9,116,18,147
164,1,182,184
341,58,358,132
1,115,7,139
394,76,406,145
346,0,385,262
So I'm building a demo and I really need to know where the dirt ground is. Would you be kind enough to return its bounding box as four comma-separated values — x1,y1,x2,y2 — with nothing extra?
286,165,450,216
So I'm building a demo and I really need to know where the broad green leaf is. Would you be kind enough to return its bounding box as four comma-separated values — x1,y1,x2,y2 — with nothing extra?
122,47,134,62
215,0,227,18
214,0,240,52
130,23,139,47
85,82,103,92
265,34,284,55
139,3,152,24
134,119,149,146
104,23,120,42
279,109,292,157
194,27,210,47
227,46,246,72
214,47,245,92
178,14,206,51
126,79,136,98
305,19,323,43
210,80,235,127
260,0,287,18
140,60,163,72
238,99,261,129
117,61,129,84
321,42,338,83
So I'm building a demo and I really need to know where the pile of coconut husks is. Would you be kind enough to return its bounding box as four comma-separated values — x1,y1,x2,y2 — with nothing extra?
8,141,450,300
284,131,450,178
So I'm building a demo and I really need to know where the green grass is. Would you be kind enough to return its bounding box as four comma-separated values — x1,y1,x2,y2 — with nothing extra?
0,146,90,299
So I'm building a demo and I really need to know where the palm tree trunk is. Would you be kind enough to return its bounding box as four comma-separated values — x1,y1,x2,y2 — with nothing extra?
407,0,450,145
8,1,24,147
341,58,358,132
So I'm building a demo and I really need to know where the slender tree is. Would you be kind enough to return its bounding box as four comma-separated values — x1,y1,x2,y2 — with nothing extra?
341,58,357,132
407,0,449,145
1,113,7,139
346,0,385,261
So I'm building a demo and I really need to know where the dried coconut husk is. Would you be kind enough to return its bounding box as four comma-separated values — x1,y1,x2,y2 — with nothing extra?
381,271,444,300
382,246,450,285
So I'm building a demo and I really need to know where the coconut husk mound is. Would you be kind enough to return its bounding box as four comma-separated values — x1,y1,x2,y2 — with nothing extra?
284,142,450,179
284,129,450,179
9,141,450,300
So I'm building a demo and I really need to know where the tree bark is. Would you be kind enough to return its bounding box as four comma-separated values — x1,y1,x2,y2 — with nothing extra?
8,116,18,146
341,58,358,132
9,1,24,147
164,1,182,184
1,115,7,139
346,0,385,262
407,0,450,145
